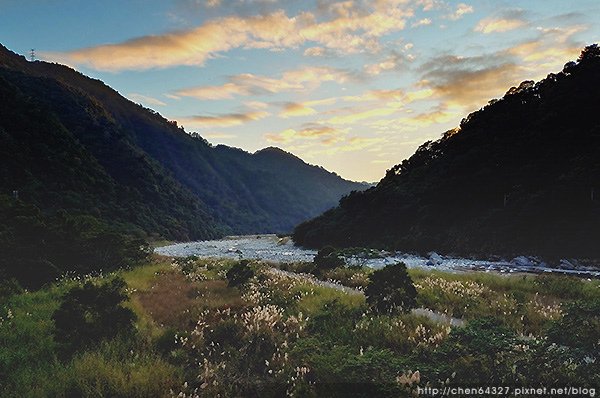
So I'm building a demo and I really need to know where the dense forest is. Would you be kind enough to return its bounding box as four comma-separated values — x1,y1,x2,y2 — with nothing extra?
0,43,364,239
294,45,600,261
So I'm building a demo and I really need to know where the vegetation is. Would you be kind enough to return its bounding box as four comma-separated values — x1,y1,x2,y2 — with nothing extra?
0,43,364,238
52,277,136,355
313,246,345,276
365,263,417,314
3,255,599,397
294,45,600,261
226,259,255,287
0,195,150,289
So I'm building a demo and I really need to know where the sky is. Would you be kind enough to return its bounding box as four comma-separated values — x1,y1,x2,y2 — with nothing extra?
1,0,599,182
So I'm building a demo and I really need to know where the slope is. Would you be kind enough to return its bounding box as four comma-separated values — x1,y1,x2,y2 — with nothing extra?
0,44,365,236
293,45,600,260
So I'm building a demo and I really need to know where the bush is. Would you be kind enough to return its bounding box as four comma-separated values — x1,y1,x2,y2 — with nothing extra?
547,299,600,352
313,246,345,276
52,277,136,354
365,263,417,314
436,317,517,385
226,260,255,287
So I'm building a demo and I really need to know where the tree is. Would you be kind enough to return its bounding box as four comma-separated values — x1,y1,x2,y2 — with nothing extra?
313,246,345,275
52,277,136,354
226,260,255,287
365,262,417,314
578,44,600,62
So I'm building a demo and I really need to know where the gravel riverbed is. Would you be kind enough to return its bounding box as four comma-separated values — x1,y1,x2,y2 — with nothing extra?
156,235,600,278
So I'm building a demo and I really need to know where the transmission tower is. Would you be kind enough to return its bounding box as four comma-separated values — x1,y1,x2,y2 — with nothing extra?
29,49,36,62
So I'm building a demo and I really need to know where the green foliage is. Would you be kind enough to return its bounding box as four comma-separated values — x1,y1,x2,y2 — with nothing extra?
0,278,22,298
0,196,150,288
307,299,364,343
294,45,600,260
313,246,345,275
436,318,517,385
365,263,417,314
297,343,407,398
52,277,136,354
547,299,600,352
0,45,365,239
226,260,255,287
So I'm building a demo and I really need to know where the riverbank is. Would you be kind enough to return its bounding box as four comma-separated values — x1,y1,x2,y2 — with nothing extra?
156,235,600,278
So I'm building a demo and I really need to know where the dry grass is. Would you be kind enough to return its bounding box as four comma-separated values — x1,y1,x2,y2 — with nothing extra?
196,279,247,310
136,271,200,329
135,271,246,330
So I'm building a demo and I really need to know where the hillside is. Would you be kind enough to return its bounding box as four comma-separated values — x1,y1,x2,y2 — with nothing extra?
294,45,600,260
0,44,364,238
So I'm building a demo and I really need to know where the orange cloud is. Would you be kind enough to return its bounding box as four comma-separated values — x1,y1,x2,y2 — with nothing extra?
280,102,318,118
48,3,414,71
181,110,269,128
265,124,342,144
175,66,353,100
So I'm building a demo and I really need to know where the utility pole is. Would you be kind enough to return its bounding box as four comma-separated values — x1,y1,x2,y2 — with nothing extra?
29,49,36,62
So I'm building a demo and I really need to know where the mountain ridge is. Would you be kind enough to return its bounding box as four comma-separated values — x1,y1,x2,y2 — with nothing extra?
0,43,365,239
293,45,600,261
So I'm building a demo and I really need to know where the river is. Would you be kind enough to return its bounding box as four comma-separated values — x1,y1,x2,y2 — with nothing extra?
155,234,600,278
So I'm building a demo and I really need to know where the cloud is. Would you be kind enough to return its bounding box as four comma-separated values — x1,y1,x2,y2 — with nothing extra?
175,66,354,100
475,10,528,34
176,83,248,100
417,23,587,111
181,110,269,128
49,3,414,71
475,17,526,34
265,124,343,144
445,3,473,21
364,52,408,75
127,93,167,107
411,18,432,27
303,46,327,57
403,105,461,127
419,53,520,109
280,102,318,118
327,105,401,125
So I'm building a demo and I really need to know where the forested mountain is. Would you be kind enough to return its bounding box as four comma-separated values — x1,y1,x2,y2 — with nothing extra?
0,44,364,239
294,45,600,260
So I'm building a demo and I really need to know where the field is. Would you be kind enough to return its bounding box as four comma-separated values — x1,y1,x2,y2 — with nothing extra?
1,256,599,397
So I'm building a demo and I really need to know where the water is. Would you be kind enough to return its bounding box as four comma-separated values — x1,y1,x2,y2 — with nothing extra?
156,234,600,278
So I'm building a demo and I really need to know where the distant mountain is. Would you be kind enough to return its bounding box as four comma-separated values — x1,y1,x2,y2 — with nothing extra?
0,44,365,240
294,45,600,260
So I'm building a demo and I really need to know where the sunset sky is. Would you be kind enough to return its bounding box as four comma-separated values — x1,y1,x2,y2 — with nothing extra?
2,0,599,181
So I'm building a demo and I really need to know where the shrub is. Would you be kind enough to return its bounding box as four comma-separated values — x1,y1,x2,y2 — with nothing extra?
547,299,600,352
52,277,136,354
226,260,255,287
313,246,345,276
436,317,517,385
365,263,417,314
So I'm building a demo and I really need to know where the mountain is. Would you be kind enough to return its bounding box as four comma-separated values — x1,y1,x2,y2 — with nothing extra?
293,45,600,261
0,44,365,240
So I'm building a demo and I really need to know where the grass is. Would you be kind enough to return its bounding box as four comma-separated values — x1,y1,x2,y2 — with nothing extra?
2,255,599,396
294,283,365,315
